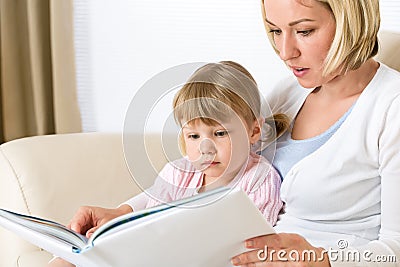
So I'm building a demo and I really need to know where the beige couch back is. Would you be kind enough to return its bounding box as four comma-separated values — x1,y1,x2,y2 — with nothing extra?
376,31,400,72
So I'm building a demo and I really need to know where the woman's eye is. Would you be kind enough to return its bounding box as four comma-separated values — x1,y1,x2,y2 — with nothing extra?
187,134,200,139
269,29,281,35
215,130,228,137
297,29,314,36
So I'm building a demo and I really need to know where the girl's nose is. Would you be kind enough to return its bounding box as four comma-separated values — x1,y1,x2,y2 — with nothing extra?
199,138,217,155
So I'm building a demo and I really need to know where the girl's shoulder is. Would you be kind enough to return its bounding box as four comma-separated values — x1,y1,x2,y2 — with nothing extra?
159,157,198,183
237,153,281,193
264,75,309,120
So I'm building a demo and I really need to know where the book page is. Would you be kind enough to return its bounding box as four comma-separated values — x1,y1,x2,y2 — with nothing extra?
87,186,231,245
83,188,274,267
0,209,88,249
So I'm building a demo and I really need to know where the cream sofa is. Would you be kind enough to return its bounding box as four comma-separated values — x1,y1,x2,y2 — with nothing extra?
0,31,399,267
0,132,169,267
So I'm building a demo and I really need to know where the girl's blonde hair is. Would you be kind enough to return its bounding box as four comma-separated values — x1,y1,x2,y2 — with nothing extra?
261,0,380,76
173,61,289,152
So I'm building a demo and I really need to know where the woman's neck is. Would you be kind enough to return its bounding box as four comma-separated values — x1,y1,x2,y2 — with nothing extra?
317,59,379,100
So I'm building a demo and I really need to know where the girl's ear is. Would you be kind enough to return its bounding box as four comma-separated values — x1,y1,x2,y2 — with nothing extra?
249,118,263,144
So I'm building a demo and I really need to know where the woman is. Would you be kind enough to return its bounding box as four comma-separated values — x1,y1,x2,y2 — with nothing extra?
231,0,400,266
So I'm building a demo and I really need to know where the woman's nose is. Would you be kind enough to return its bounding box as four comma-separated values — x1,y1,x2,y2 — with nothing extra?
278,34,300,61
199,138,216,155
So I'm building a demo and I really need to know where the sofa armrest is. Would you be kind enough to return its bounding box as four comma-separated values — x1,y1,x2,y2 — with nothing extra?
0,133,142,267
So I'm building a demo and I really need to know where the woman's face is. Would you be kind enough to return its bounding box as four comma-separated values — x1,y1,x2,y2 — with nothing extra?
263,0,337,88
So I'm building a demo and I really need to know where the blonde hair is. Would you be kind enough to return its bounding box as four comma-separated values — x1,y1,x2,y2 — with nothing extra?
261,0,380,76
173,61,289,152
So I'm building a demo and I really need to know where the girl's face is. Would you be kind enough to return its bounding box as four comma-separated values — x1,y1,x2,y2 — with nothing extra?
181,115,260,183
263,0,337,88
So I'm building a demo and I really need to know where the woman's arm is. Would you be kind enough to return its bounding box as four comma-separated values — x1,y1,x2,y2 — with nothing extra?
231,96,400,267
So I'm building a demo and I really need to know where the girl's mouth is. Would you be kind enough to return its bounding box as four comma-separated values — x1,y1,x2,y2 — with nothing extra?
202,161,219,167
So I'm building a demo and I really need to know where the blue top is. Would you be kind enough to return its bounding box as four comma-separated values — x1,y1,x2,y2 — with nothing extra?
262,104,354,179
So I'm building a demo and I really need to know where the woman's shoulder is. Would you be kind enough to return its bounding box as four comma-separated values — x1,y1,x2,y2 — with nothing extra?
364,63,400,102
377,63,400,85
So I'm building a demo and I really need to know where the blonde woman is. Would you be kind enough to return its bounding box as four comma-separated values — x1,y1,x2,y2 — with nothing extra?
232,0,400,266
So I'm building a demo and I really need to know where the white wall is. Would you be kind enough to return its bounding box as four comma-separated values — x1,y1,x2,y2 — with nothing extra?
74,0,400,133
74,0,287,132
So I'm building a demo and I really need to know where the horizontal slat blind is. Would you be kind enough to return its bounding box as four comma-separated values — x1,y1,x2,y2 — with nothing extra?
73,0,399,132
380,0,400,33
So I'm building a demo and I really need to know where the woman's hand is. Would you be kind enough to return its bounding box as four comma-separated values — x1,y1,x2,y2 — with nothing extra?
231,233,331,267
68,204,133,237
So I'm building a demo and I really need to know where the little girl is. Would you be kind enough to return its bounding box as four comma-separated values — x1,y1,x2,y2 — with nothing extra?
49,61,289,266
122,60,288,222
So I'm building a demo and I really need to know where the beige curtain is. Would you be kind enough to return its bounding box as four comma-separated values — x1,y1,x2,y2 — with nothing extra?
0,0,81,144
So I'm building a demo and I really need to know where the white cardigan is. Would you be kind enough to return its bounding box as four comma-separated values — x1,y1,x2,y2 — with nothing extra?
265,63,400,266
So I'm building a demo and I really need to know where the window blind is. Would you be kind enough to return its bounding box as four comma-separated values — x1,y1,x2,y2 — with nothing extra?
73,0,400,132
380,0,400,32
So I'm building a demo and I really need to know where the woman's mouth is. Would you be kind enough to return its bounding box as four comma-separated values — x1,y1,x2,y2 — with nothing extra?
291,66,309,78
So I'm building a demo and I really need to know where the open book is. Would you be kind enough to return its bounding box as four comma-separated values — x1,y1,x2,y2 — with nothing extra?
0,187,274,267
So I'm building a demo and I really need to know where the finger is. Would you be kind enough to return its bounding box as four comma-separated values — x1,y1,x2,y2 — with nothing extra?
232,247,309,266
232,234,279,265
232,234,310,265
69,208,94,234
239,262,291,267
243,262,292,267
231,248,269,266
69,215,90,234
246,233,305,250
265,248,328,264
231,246,291,265
86,225,100,238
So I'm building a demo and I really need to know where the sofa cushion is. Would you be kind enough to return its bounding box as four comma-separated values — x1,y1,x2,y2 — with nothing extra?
16,250,53,267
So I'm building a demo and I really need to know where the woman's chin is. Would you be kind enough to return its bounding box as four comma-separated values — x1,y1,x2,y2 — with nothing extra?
296,78,319,89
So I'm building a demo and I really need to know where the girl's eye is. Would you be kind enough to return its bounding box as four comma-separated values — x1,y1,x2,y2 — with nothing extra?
215,130,228,137
297,29,314,36
187,134,200,139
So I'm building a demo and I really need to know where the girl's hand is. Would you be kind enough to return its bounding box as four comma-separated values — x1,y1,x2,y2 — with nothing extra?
47,256,76,267
231,233,331,267
68,204,133,237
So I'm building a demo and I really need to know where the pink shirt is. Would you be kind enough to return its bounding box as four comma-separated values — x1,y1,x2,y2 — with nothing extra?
123,152,282,225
